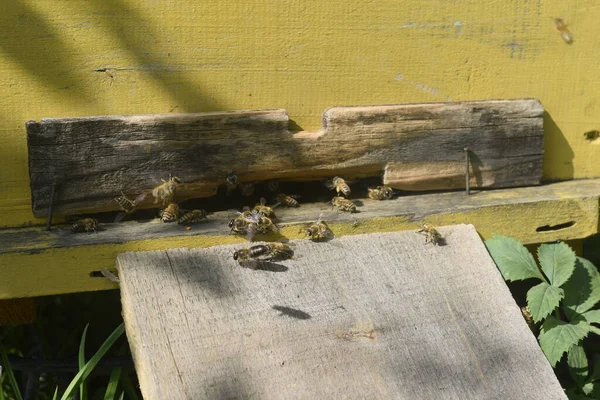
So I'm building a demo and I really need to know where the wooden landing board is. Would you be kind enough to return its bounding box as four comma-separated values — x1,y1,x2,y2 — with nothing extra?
117,225,565,400
27,99,544,217
1,179,597,300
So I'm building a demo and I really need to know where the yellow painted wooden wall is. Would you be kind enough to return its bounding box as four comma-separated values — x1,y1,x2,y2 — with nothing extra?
1,0,599,228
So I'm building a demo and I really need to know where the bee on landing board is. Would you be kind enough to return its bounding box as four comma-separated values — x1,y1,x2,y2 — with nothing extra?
326,176,351,197
275,193,300,208
152,175,182,206
332,196,357,213
368,185,394,200
178,209,207,225
233,242,294,264
302,213,334,241
71,218,98,233
418,223,443,246
160,203,180,223
114,191,147,222
554,18,573,44
253,197,277,219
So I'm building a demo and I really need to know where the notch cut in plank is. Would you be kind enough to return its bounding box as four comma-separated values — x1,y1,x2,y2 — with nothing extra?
118,225,565,400
27,99,544,217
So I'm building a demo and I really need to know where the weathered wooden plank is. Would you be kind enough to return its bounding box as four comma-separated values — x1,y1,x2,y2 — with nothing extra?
27,99,544,217
1,179,597,300
118,226,566,400
2,178,597,256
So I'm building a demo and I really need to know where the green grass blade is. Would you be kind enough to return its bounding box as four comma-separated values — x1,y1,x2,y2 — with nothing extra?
0,343,23,400
52,387,58,400
1,369,6,400
118,393,124,400
60,323,125,400
78,324,89,400
104,368,122,400
119,373,141,400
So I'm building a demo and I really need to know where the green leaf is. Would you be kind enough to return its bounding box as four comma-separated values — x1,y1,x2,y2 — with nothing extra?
538,316,591,367
563,258,600,319
0,344,23,400
79,324,89,400
485,235,545,282
581,310,600,325
104,368,122,400
119,374,141,400
60,323,125,400
568,344,589,387
118,393,124,400
582,381,600,397
527,282,564,323
538,242,576,287
588,356,600,383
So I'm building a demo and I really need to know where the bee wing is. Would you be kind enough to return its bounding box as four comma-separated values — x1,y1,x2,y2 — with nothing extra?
290,194,301,199
259,197,267,206
114,212,127,223
316,212,325,224
322,228,335,239
324,179,335,190
246,224,258,241
133,193,147,204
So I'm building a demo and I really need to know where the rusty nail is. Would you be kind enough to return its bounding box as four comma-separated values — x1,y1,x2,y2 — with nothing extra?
46,184,56,231
463,147,470,195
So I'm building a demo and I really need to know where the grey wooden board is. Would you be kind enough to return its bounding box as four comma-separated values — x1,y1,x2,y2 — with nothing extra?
117,225,565,400
27,99,544,217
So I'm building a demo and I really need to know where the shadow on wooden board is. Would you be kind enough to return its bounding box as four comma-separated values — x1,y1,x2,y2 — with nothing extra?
543,111,574,181
117,225,566,399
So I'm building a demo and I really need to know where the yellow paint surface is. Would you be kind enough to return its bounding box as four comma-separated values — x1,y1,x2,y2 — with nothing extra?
1,1,600,228
1,196,597,299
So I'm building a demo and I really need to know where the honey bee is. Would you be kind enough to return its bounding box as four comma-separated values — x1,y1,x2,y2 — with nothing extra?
228,210,257,239
71,218,98,233
225,171,239,195
275,193,300,207
114,192,147,222
332,196,357,213
368,185,394,200
326,176,351,197
255,213,279,235
233,242,294,263
417,223,443,245
302,213,334,240
229,213,250,235
152,175,182,206
554,18,573,44
253,197,277,219
521,306,534,330
160,203,179,223
240,182,255,197
178,209,207,225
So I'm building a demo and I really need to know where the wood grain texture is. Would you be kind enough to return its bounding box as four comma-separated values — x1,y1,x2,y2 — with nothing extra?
26,99,544,217
2,1,600,228
118,226,566,400
1,179,597,300
3,178,597,256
